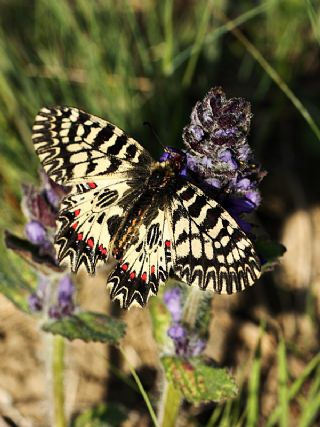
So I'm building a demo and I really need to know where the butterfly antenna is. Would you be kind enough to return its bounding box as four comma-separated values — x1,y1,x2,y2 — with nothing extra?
143,121,166,151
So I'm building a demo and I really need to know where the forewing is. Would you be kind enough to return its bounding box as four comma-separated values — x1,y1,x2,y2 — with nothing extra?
55,177,144,274
107,205,174,308
170,180,261,293
32,106,153,185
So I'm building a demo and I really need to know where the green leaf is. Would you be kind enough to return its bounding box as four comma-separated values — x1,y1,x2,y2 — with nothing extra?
5,230,63,274
161,355,238,403
42,311,126,344
0,235,36,312
255,239,286,272
72,403,127,427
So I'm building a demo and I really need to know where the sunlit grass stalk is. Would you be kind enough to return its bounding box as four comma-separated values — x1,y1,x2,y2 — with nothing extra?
172,2,270,71
119,344,159,427
305,0,320,45
52,335,66,427
266,352,320,427
297,364,320,427
182,0,213,86
247,334,262,427
215,10,320,142
277,337,288,427
162,0,174,75
158,379,182,427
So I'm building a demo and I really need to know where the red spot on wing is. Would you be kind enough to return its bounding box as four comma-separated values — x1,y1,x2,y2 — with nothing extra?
77,233,83,241
151,265,155,274
165,240,171,247
74,209,81,216
88,182,97,189
72,221,78,230
121,263,129,271
141,272,147,281
98,244,107,255
129,271,136,280
87,238,94,248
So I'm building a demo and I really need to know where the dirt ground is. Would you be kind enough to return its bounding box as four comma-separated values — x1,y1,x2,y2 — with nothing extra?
0,207,320,426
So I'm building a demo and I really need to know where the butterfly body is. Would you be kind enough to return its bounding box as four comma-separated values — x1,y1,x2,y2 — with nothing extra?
32,106,261,308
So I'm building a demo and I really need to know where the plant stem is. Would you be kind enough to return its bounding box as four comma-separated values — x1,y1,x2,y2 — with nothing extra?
158,285,206,427
158,379,182,427
182,286,205,328
52,335,66,427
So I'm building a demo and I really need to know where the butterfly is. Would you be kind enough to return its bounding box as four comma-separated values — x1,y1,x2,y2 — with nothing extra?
32,106,261,308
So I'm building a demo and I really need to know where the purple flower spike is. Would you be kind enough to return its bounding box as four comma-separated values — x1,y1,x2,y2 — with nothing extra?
163,287,182,322
25,220,47,244
181,86,266,231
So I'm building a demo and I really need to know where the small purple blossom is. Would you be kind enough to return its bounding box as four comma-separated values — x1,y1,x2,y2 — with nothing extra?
168,323,186,340
163,287,182,322
25,220,48,244
159,151,171,162
28,275,48,313
218,149,238,170
190,125,204,141
28,293,43,312
56,275,75,317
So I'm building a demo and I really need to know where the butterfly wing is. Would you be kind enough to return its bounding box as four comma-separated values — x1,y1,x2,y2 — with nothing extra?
32,106,153,273
170,180,261,293
55,177,145,273
107,204,174,308
32,106,153,185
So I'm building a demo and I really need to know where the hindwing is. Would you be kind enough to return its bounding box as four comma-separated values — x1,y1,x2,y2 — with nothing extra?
170,180,261,294
55,177,144,273
107,205,174,308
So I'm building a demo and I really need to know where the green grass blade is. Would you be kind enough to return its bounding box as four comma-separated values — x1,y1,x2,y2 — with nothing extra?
298,365,320,427
119,345,159,427
173,2,270,71
305,0,320,45
162,0,174,75
278,337,289,427
247,334,263,427
266,353,320,427
182,0,213,87
218,11,320,142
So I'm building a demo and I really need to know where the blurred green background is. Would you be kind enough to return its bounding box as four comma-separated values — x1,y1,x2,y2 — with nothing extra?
0,0,320,426
1,0,319,233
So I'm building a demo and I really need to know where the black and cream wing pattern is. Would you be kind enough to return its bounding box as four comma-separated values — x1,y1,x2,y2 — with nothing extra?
32,106,261,308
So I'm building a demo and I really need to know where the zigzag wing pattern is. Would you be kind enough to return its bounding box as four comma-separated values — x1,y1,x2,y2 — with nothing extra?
107,206,174,308
32,106,152,185
170,180,261,294
55,177,144,274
